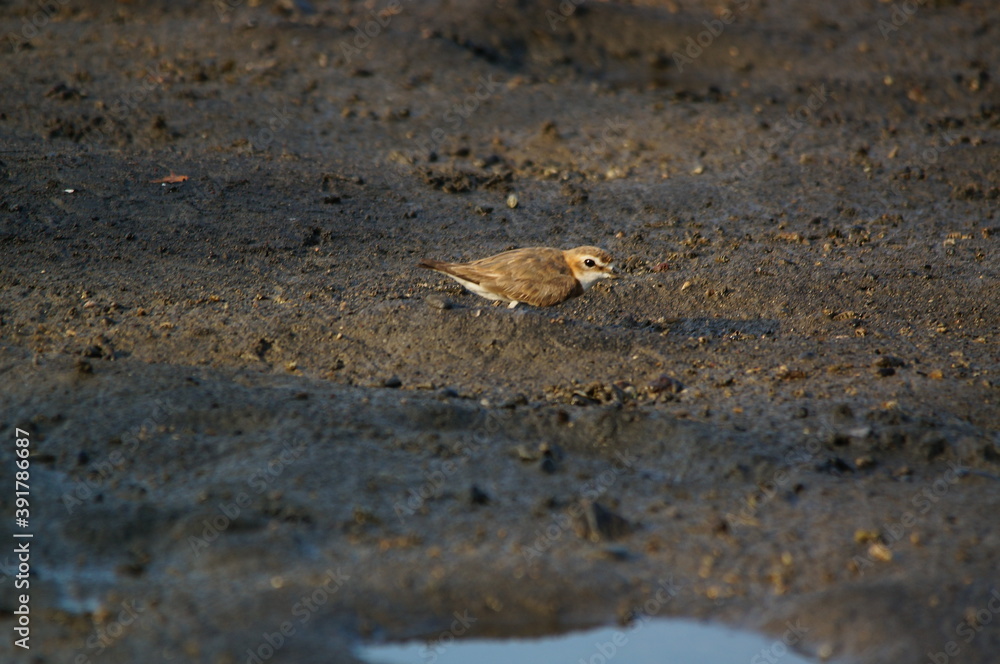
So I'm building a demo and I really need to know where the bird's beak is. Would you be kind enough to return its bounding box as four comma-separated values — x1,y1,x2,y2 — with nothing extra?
605,266,619,280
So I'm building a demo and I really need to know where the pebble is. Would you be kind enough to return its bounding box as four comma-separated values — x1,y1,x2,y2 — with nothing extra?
514,445,539,462
873,355,906,369
506,193,518,209
600,545,633,561
540,442,564,462
855,455,876,469
649,374,684,394
497,394,528,409
383,376,402,388
574,500,633,542
469,485,490,505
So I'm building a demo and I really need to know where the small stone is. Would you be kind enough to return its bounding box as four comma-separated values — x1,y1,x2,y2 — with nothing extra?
868,542,893,562
919,434,947,461
855,455,876,469
649,374,684,394
470,485,490,505
600,545,632,561
539,456,558,474
815,457,854,474
873,355,905,369
854,529,879,544
426,295,453,310
874,367,895,377
498,394,528,408
83,335,115,360
383,376,402,388
515,444,539,462
831,403,854,420
506,193,518,209
574,500,633,542
252,338,272,359
540,442,564,462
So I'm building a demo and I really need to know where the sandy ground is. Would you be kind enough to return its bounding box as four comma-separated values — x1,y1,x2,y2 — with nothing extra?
1,0,999,662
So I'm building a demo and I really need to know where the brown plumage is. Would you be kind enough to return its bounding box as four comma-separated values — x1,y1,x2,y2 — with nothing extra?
418,246,616,308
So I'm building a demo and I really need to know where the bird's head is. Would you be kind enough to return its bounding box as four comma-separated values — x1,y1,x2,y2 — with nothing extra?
565,246,617,290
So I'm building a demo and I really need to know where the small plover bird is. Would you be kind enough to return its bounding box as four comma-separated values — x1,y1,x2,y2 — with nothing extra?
419,246,616,308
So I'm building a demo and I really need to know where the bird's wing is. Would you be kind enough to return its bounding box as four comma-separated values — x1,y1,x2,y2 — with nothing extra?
421,248,555,289
487,272,582,306
476,249,581,306
418,259,486,284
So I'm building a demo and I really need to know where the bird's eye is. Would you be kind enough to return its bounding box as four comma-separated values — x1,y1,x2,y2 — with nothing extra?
584,259,596,268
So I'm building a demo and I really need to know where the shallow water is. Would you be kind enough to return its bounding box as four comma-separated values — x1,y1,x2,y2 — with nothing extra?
355,618,817,664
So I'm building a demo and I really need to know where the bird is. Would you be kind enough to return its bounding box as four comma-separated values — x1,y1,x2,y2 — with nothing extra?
418,245,616,308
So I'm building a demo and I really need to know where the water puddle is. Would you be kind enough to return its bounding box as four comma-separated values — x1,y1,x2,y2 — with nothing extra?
356,618,817,663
